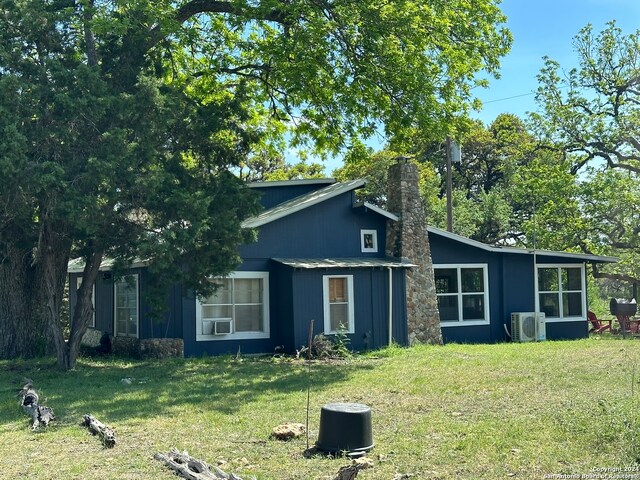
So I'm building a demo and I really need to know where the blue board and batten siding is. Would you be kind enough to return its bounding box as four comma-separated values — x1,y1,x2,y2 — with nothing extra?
286,267,407,352
251,179,336,210
428,230,591,344
240,192,388,260
70,183,407,357
183,187,405,356
70,178,609,356
69,268,184,341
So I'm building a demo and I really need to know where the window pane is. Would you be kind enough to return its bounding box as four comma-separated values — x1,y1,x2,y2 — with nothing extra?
115,276,137,336
438,296,459,322
363,232,375,249
435,269,458,294
235,278,262,304
330,303,349,331
538,268,559,291
462,294,485,320
329,278,347,302
461,268,484,293
562,268,582,291
540,293,560,317
210,280,232,304
235,305,263,332
563,292,583,317
202,305,232,319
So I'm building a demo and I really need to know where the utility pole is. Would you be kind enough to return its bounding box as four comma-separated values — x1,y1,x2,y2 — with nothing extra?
445,136,453,232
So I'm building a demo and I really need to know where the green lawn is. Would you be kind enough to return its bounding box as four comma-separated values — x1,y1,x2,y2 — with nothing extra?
1,338,639,479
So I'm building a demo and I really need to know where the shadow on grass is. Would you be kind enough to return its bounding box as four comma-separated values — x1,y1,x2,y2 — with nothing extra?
0,355,375,428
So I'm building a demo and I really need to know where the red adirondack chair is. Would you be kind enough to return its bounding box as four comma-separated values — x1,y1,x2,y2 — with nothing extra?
588,311,613,334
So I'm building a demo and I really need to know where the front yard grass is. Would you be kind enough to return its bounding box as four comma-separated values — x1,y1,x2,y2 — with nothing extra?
1,337,639,479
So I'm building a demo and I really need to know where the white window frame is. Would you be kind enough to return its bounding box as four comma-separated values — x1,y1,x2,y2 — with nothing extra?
434,264,490,327
535,263,586,323
323,275,355,334
114,274,139,338
196,271,270,341
76,277,96,328
360,229,378,253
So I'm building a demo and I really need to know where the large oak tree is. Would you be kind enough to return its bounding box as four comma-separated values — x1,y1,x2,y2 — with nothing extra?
0,0,511,369
534,21,640,286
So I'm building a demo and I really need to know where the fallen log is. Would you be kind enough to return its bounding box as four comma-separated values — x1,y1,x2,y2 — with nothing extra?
81,414,117,448
17,381,54,431
154,448,255,480
333,457,373,480
333,465,361,480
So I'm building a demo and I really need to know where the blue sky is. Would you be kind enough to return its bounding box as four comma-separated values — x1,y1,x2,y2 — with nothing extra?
314,0,640,174
473,0,640,125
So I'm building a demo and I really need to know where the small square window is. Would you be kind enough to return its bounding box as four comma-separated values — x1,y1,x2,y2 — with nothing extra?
361,229,378,253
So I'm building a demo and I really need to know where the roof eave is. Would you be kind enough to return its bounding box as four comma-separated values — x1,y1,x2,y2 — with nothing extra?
427,226,618,263
353,201,399,221
242,178,367,229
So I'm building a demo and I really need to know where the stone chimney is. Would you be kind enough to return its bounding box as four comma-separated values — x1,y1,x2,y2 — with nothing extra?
386,157,442,345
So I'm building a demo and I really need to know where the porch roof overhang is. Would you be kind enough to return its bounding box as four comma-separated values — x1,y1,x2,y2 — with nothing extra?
272,257,415,269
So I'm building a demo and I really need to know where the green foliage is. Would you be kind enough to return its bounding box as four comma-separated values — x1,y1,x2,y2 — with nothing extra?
336,114,576,248
333,143,399,206
0,0,512,367
330,324,353,359
533,21,640,284
304,328,353,360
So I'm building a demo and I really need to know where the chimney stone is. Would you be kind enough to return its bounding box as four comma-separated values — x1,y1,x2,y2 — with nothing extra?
386,158,442,345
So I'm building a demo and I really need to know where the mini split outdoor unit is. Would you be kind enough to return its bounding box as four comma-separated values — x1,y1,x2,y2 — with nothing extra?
511,312,546,342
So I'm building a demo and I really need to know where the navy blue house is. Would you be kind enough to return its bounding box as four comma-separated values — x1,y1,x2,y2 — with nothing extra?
69,177,616,356
427,227,616,343
69,178,411,356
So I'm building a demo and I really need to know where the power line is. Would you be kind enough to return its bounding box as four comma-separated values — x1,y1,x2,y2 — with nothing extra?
482,91,536,104
481,84,570,105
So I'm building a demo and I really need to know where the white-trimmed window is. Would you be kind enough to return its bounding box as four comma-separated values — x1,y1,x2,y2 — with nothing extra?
537,264,586,321
76,277,96,328
360,229,378,253
196,272,270,341
114,274,138,337
435,265,490,326
323,275,355,334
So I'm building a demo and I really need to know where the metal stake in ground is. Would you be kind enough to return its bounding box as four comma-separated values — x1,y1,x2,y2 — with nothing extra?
306,319,314,451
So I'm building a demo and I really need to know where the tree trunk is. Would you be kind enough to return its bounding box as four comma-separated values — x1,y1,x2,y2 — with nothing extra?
1,214,103,370
34,218,73,370
0,242,49,359
62,250,103,370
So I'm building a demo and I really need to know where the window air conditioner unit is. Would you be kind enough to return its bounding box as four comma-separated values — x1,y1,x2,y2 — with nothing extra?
213,319,232,335
511,312,537,342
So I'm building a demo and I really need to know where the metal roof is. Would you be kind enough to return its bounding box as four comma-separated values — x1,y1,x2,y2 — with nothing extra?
353,201,399,221
248,178,336,188
272,257,416,269
67,257,149,273
427,226,618,263
242,179,367,228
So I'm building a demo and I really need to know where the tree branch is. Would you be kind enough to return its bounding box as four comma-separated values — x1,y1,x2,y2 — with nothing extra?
147,0,288,50
174,0,287,25
81,0,98,67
